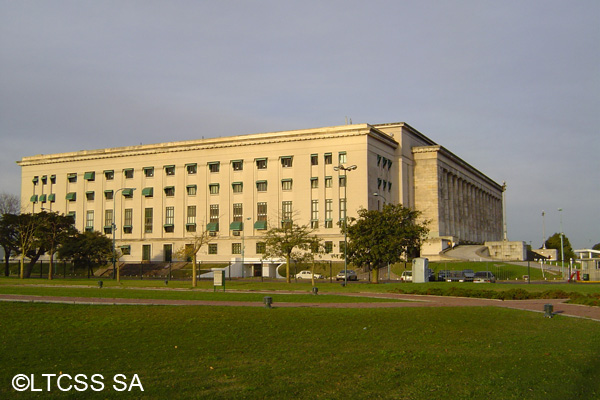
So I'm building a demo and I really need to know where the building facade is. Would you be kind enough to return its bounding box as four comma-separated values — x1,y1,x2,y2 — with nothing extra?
17,122,503,263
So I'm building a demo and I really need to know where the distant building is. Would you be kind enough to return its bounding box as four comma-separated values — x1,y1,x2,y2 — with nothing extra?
17,122,503,263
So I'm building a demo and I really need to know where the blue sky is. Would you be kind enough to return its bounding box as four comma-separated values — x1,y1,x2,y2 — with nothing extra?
1,0,598,248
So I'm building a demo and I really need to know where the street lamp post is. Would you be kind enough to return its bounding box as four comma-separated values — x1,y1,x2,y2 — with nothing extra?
542,210,546,249
333,164,357,286
373,192,387,209
112,188,135,281
558,208,565,275
241,217,251,279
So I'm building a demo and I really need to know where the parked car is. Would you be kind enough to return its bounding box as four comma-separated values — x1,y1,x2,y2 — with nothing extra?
295,270,324,279
462,269,475,282
446,270,464,282
427,268,436,282
400,270,413,282
474,271,496,283
438,270,451,281
336,269,358,281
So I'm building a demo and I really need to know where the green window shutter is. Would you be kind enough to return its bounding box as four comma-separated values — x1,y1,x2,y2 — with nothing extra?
254,221,267,230
32,176,39,184
66,192,76,201
39,194,47,202
122,188,134,197
207,222,219,232
30,195,38,202
229,221,243,231
48,194,56,202
142,187,154,197
84,171,95,180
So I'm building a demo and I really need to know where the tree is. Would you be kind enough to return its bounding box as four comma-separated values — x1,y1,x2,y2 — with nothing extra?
58,231,113,277
0,193,20,277
175,226,216,287
262,219,322,284
592,243,600,254
9,213,41,279
0,193,20,215
37,212,77,280
344,204,429,283
545,233,576,262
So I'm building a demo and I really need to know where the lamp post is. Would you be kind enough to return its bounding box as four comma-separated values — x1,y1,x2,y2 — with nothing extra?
333,164,357,286
558,208,565,274
541,210,546,249
241,217,251,279
372,192,387,209
112,188,135,281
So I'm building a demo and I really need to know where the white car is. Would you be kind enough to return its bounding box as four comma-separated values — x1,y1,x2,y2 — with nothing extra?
400,271,413,282
336,269,358,281
295,270,324,279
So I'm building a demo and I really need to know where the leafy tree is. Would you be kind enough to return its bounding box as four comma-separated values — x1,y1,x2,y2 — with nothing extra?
592,242,600,254
344,204,429,283
544,233,576,262
0,214,18,276
262,218,322,284
175,226,216,287
37,212,77,279
58,231,113,277
9,213,41,279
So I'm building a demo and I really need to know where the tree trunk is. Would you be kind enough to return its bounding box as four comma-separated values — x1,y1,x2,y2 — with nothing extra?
371,265,379,284
48,250,55,280
3,248,10,277
286,254,291,283
20,254,25,279
192,253,197,288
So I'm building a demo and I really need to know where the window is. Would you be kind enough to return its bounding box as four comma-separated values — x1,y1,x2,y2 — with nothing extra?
142,187,153,198
340,198,347,221
388,181,392,192
67,173,77,183
256,202,267,230
311,177,318,189
121,245,131,256
232,182,243,193
164,186,175,197
232,160,243,171
84,171,95,181
66,192,76,202
142,245,151,261
164,165,175,176
48,194,56,202
104,190,114,200
387,159,392,170
324,153,332,164
165,206,174,232
186,185,197,196
325,199,333,228
339,151,347,164
325,241,333,254
208,243,218,254
281,179,293,191
311,200,319,229
145,208,153,233
123,209,133,234
233,203,243,222
86,191,95,201
256,158,267,169
325,176,332,188
32,176,39,185
281,156,293,168
210,204,219,225
282,201,292,228
377,154,382,166
164,244,173,263
186,163,197,174
124,169,134,179
378,178,382,189
232,243,242,254
144,167,154,178
256,180,267,192
187,206,196,232
122,188,134,198
67,212,76,224
209,183,220,195
256,242,266,254
104,170,114,180
30,195,38,203
104,209,114,234
41,176,47,184
339,241,346,255
208,162,220,173
50,175,56,184
85,211,94,231
339,176,346,187
311,154,318,166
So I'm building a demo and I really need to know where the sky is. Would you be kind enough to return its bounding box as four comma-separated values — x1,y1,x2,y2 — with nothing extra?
0,0,598,249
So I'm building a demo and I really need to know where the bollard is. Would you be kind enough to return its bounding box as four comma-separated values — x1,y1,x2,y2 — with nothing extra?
544,304,553,318
97,281,103,288
165,280,169,286
312,287,318,295
263,296,273,308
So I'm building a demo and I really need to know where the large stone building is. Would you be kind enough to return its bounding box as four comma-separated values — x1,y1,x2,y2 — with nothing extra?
17,122,503,265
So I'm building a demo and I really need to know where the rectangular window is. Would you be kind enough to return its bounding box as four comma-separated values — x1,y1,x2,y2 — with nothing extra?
86,191,95,201
324,153,332,164
165,206,174,232
325,199,333,228
84,171,95,181
339,176,346,187
124,169,134,179
85,211,94,231
187,206,196,232
233,203,243,222
208,162,220,173
164,186,175,197
232,243,242,254
232,160,243,171
282,201,292,227
164,244,173,263
256,158,267,169
256,180,267,192
145,208,153,233
124,209,133,234
257,202,267,221
164,165,175,176
256,242,266,254
208,243,218,255
144,167,154,178
105,209,114,231
209,183,220,195
339,152,347,164
325,241,333,254
186,185,197,196
142,187,154,198
104,190,114,200
67,173,77,183
121,245,131,256
281,156,293,168
340,198,347,221
311,154,318,166
232,182,243,193
142,245,151,261
281,179,293,191
104,170,114,180
311,177,318,189
311,200,319,229
210,204,219,224
325,176,332,188
50,175,56,184
186,163,197,174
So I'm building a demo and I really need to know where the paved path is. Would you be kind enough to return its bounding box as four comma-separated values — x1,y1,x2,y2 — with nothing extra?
1,292,598,321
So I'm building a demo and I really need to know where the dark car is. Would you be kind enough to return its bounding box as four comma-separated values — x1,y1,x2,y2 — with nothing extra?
438,270,451,281
462,269,475,282
474,271,496,283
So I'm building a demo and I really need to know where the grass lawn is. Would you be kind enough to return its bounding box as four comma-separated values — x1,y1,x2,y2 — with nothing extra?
0,302,598,400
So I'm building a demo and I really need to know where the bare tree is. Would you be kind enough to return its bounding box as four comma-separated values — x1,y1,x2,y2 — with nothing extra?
175,226,216,287
0,193,20,215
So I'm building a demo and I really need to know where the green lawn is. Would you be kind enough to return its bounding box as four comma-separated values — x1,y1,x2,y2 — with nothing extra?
0,302,598,400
